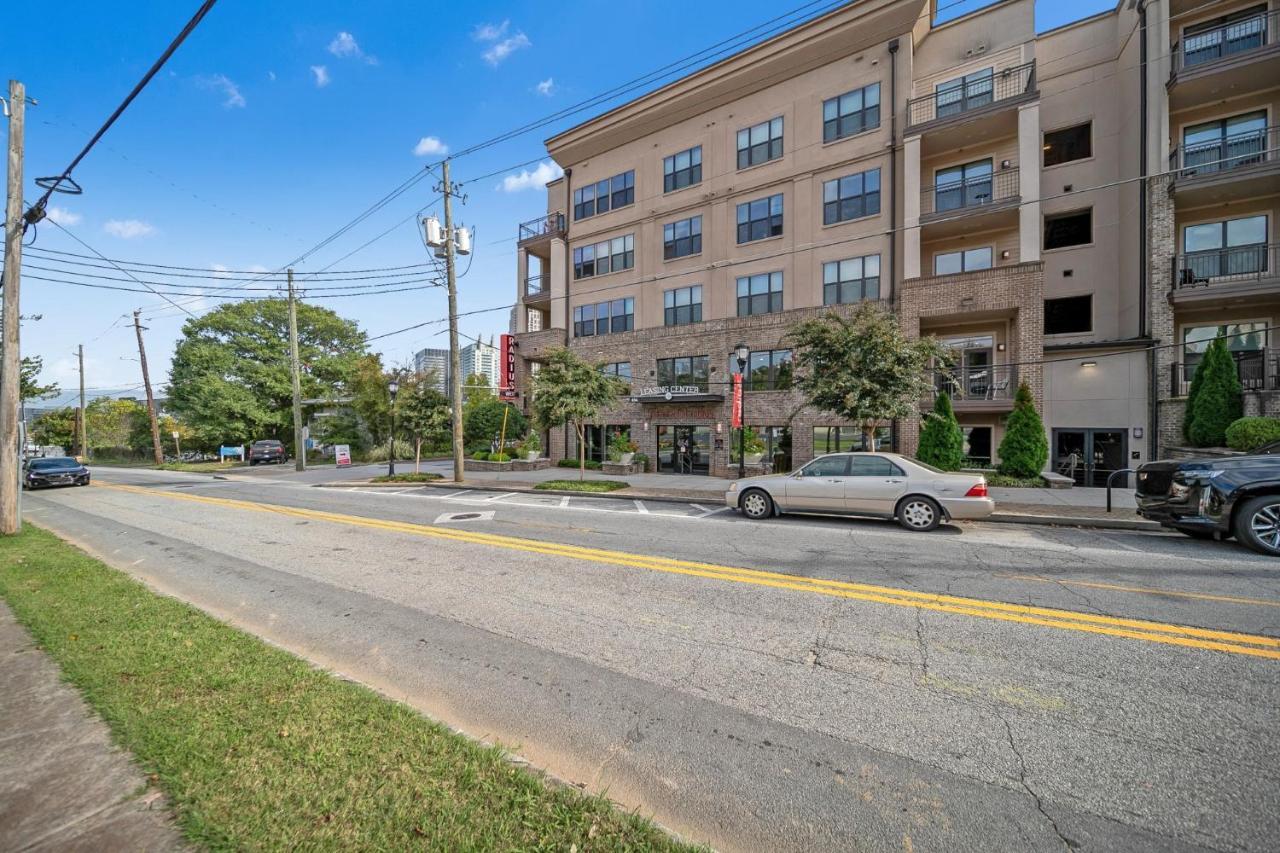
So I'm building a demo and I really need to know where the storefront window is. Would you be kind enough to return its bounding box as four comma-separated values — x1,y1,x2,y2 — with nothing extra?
812,425,891,454
729,426,793,471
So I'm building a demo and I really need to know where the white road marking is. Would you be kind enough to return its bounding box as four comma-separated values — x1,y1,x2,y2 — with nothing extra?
634,500,649,514
700,506,732,517
484,492,517,503
559,496,570,507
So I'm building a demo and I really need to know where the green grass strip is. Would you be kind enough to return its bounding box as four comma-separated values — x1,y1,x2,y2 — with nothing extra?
370,472,443,483
0,525,692,851
534,480,630,493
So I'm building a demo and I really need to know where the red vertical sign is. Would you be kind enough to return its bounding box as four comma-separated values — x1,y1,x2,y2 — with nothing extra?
499,334,517,399
732,373,743,429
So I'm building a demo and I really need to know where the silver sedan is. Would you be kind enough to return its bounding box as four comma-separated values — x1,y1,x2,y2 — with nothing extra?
724,452,995,531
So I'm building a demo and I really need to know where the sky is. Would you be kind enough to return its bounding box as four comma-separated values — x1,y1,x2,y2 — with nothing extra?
2,0,1111,407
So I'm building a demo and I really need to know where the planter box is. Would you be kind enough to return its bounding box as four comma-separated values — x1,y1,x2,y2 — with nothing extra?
602,461,640,476
465,458,552,473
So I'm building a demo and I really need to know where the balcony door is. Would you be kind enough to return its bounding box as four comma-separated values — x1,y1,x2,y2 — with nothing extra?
1182,5,1268,68
1054,429,1128,488
934,159,993,212
935,68,993,118
1182,111,1267,174
938,335,995,399
1182,215,1268,281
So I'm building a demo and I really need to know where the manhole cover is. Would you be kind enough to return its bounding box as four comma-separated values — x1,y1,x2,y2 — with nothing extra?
435,511,495,524
452,513,482,520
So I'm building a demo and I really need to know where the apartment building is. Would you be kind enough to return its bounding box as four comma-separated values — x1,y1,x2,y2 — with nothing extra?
413,347,450,394
460,337,502,391
511,0,1279,481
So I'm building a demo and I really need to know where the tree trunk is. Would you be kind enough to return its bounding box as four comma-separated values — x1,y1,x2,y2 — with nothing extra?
864,424,877,451
577,423,586,481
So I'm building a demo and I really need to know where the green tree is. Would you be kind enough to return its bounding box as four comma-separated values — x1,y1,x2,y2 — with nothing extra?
462,372,494,409
917,392,966,471
530,349,626,480
349,354,393,445
398,371,451,471
1185,337,1243,447
167,299,367,450
787,304,947,449
996,383,1048,478
86,397,148,455
31,407,76,449
464,399,527,451
20,356,60,402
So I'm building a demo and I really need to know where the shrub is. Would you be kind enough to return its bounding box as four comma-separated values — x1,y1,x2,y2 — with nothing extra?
917,392,965,471
633,452,650,472
1225,417,1280,452
607,431,638,461
464,399,528,449
519,432,542,456
365,439,414,462
489,452,512,463
471,451,490,461
997,383,1048,478
557,458,602,470
1186,337,1244,447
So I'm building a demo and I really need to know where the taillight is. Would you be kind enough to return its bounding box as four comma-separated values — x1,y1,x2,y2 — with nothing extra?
965,482,988,498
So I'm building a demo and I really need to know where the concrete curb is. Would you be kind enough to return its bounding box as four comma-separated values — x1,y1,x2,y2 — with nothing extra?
316,480,1163,529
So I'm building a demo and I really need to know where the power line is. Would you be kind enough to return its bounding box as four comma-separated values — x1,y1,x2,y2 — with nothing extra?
22,246,442,277
25,273,444,299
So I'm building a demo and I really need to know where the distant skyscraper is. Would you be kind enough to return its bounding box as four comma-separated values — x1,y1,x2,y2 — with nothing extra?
413,348,450,394
460,336,501,392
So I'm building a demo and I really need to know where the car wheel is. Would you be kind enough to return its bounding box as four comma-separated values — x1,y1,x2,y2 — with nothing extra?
740,488,773,520
897,496,942,532
1234,495,1280,557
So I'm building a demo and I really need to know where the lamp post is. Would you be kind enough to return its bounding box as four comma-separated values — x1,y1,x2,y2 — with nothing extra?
734,342,749,479
387,377,400,477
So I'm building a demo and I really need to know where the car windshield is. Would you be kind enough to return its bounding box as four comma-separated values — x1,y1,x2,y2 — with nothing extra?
28,457,80,470
1252,440,1280,455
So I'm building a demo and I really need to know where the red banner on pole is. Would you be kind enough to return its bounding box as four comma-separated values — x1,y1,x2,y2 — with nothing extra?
732,373,743,429
499,333,517,400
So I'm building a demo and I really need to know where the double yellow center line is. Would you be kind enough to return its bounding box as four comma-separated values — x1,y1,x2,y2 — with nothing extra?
95,482,1280,660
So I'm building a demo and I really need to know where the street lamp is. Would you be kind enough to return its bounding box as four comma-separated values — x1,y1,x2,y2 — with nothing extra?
734,342,749,479
387,377,400,477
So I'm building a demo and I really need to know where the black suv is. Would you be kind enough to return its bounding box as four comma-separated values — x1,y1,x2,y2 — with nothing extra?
248,439,287,465
1135,444,1280,556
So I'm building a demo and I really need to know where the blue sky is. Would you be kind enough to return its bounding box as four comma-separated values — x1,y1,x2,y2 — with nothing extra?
3,0,1111,405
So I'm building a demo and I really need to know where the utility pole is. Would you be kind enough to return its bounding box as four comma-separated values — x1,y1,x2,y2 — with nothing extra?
77,344,87,459
132,310,164,466
441,160,464,483
287,269,305,472
0,80,27,535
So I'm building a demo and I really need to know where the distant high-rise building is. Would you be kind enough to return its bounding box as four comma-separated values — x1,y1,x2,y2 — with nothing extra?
460,336,501,392
413,348,450,394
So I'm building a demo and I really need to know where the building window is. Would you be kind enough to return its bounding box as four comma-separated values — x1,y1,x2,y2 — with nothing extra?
936,67,993,118
601,362,632,382
934,159,992,212
573,234,634,279
573,298,634,337
963,426,993,467
573,170,635,220
1044,294,1092,335
934,247,993,275
736,117,784,169
812,425,892,453
730,425,792,470
1044,209,1092,249
1182,215,1268,280
663,286,703,327
1043,122,1092,166
730,349,793,390
823,168,881,225
656,356,710,391
526,308,543,332
663,215,702,259
1183,321,1267,376
823,83,880,142
1182,112,1267,174
736,194,783,244
1181,6,1268,68
663,146,702,192
736,271,784,316
822,254,881,305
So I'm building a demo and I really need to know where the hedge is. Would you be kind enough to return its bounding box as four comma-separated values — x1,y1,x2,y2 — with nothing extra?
1225,417,1280,452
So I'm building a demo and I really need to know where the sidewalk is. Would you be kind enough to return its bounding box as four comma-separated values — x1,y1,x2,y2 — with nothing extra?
337,460,1155,531
0,601,187,851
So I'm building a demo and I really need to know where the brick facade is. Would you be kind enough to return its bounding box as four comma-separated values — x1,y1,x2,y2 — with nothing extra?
1146,174,1181,457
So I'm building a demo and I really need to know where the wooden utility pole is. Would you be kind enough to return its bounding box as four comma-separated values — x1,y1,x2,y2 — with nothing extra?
441,159,465,483
132,310,164,466
0,81,27,535
77,344,87,458
287,268,305,472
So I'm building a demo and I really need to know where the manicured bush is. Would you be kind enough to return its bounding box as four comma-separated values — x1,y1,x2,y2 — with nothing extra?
471,451,490,461
917,392,965,471
489,452,512,463
365,440,414,462
1225,416,1280,452
996,383,1048,479
1186,337,1243,447
556,458,602,470
463,399,527,450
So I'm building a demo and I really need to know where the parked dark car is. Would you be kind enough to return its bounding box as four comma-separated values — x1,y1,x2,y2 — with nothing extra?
1135,452,1280,556
248,439,287,466
23,457,90,489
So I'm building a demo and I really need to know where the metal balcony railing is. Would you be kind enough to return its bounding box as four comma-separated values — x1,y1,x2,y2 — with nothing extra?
1169,125,1279,175
906,61,1035,129
524,274,549,298
931,364,1018,403
1174,243,1278,290
1170,349,1275,396
517,212,566,243
1172,9,1276,74
921,167,1019,217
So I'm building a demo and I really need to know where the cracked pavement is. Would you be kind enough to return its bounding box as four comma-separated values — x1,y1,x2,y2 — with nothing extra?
16,465,1280,853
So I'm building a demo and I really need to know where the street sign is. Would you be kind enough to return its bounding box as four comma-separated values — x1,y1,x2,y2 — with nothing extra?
335,444,352,467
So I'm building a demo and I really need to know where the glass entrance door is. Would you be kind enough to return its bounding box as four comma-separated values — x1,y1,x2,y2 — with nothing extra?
657,425,712,475
1054,429,1128,487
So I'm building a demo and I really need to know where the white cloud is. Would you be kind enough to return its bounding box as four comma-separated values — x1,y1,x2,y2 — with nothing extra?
535,77,555,96
197,73,245,108
413,136,449,157
45,206,82,226
472,20,509,41
328,31,377,64
268,70,277,81
103,219,156,239
498,161,563,192
310,65,331,88
482,32,531,66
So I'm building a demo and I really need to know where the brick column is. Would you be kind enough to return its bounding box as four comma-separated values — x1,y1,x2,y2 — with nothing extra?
1147,174,1179,455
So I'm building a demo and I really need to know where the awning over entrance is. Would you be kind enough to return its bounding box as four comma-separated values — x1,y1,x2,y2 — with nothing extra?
630,392,724,405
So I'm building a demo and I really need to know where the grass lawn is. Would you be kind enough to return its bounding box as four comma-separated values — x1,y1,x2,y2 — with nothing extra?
534,480,630,493
155,461,247,473
0,525,692,851
370,472,443,483
984,474,1045,488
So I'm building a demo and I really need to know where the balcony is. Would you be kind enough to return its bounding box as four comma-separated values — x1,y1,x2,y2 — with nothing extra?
1172,243,1280,303
517,212,566,248
1168,125,1280,204
925,364,1019,413
524,273,551,303
1170,349,1277,396
1168,9,1280,110
906,61,1036,133
919,168,1020,238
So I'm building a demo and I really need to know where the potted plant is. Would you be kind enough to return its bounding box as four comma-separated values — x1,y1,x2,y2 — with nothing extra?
521,432,541,461
608,432,639,466
741,427,766,465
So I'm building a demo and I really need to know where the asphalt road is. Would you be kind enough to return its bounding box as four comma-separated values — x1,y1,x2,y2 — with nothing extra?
20,467,1280,853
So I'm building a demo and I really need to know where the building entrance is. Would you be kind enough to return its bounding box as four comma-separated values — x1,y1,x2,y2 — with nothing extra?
657,425,712,475
1053,428,1128,487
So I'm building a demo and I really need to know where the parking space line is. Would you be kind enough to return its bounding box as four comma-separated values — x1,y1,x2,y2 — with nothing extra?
483,492,517,503
559,496,570,507
634,500,649,514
